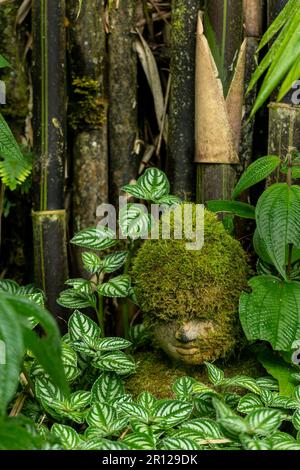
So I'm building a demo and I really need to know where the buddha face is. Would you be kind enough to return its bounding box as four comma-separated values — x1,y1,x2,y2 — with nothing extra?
153,319,216,365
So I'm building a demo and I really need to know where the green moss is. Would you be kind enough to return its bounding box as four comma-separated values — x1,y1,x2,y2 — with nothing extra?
172,0,188,45
131,205,250,363
125,350,262,399
69,76,107,130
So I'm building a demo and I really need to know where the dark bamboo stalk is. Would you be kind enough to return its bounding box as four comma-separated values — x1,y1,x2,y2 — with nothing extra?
32,0,68,327
167,0,203,199
108,0,138,207
67,0,109,274
196,1,244,204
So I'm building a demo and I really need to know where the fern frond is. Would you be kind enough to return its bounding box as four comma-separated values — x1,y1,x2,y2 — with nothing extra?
0,112,32,190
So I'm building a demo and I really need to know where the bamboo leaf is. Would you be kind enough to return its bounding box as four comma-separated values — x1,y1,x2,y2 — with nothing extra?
278,53,300,101
207,200,256,219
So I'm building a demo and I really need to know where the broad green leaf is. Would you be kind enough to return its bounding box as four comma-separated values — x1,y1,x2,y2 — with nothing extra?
137,391,157,411
292,410,300,430
179,418,224,439
92,372,125,404
232,156,281,199
81,252,102,274
0,54,11,68
206,200,256,219
70,226,117,250
35,377,64,409
240,275,300,351
258,348,297,396
122,432,156,450
95,337,132,351
152,400,193,428
0,280,19,294
128,323,150,346
51,424,82,450
278,53,300,101
92,351,136,375
242,436,272,451
160,437,200,450
119,203,151,239
0,419,45,450
0,296,24,416
65,278,93,295
256,377,279,392
246,409,282,436
57,289,95,309
212,398,236,419
122,183,150,200
81,438,128,450
118,402,149,422
1,294,68,396
256,183,300,279
68,391,91,410
97,274,131,298
86,402,117,429
172,376,198,398
219,416,249,435
237,394,264,414
68,310,100,341
138,168,170,199
222,376,262,395
102,251,128,273
0,113,32,190
155,195,181,206
205,362,225,386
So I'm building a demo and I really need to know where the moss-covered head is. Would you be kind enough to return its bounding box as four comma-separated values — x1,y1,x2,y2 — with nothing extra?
131,204,250,364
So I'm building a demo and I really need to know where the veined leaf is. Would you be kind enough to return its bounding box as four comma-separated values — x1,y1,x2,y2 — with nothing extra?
102,251,128,273
258,348,297,397
95,337,132,352
240,275,300,351
155,195,181,206
51,424,82,450
179,418,224,439
97,274,131,298
206,200,256,219
118,402,149,422
160,437,200,451
0,54,11,68
246,409,282,436
122,183,150,200
137,391,157,411
205,362,225,386
122,432,156,450
119,203,151,240
68,310,100,341
81,252,102,274
232,156,281,199
152,400,193,428
256,183,300,279
138,168,170,200
57,289,95,309
92,372,125,404
87,402,117,429
70,226,117,250
92,351,136,375
237,394,264,414
172,376,198,399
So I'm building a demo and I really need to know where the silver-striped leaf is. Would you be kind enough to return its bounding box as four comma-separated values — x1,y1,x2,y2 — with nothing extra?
97,274,131,298
102,251,128,273
71,226,117,250
91,372,125,404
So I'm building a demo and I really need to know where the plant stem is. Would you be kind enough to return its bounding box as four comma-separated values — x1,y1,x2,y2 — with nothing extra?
287,153,293,278
97,292,104,336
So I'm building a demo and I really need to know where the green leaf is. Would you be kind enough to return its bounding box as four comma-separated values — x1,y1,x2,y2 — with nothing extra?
0,419,45,450
246,409,282,436
0,54,11,68
118,402,149,422
240,275,300,351
256,183,300,279
138,168,170,199
122,183,150,200
86,402,117,430
57,289,95,309
205,362,225,386
92,351,136,375
119,203,151,239
206,200,256,219
0,113,32,190
258,348,297,397
172,376,198,398
35,377,64,410
160,437,200,450
81,438,128,450
92,372,125,404
97,274,131,298
179,418,224,439
70,226,118,250
278,53,300,101
0,297,24,416
122,432,156,450
155,195,181,206
152,400,193,428
68,391,91,410
219,416,249,435
102,251,128,273
292,409,300,431
95,337,132,351
137,391,157,411
0,279,19,294
65,278,93,295
81,252,102,274
222,376,262,395
68,310,100,341
232,156,281,199
51,424,82,450
237,394,264,414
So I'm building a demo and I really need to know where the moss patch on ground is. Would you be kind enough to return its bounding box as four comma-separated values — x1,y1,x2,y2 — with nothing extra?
126,349,263,399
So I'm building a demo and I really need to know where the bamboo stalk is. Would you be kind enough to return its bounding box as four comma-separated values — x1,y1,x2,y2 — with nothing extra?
67,0,109,274
108,0,138,207
32,0,68,327
167,0,203,199
195,2,244,203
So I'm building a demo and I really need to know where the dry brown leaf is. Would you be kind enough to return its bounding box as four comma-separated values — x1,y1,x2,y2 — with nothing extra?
16,0,31,25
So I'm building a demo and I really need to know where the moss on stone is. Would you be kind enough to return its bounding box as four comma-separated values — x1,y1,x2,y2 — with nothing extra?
125,349,263,399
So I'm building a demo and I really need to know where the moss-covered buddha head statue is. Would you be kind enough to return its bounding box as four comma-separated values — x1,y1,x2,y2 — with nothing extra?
131,204,249,365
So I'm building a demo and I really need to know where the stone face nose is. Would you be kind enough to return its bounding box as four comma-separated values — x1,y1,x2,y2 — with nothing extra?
175,325,197,343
